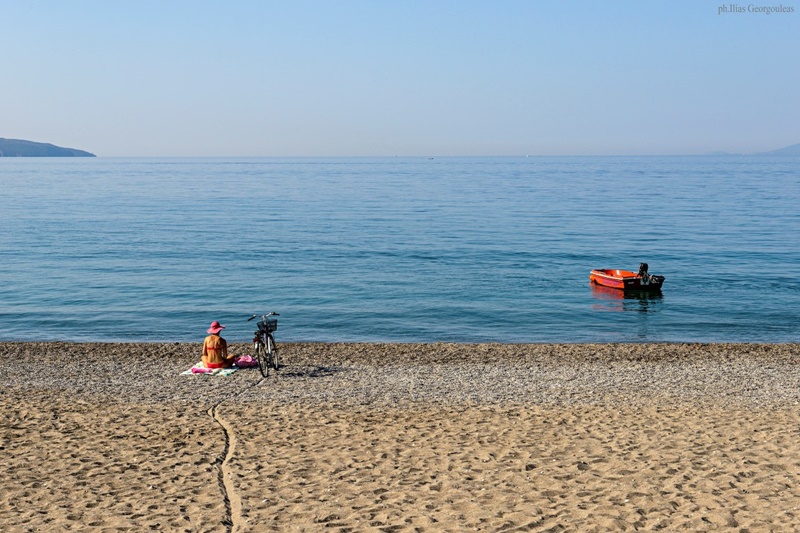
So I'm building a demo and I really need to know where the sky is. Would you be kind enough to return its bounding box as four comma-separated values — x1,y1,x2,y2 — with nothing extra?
1,1,798,157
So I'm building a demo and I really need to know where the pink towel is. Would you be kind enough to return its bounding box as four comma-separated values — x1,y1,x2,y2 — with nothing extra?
191,366,215,374
235,355,258,368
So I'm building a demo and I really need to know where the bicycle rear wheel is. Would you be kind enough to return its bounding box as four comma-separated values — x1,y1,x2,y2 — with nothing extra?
255,341,269,378
267,334,279,371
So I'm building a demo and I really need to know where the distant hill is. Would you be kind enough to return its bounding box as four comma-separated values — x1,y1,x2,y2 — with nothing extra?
0,138,96,157
707,144,800,156
760,143,800,156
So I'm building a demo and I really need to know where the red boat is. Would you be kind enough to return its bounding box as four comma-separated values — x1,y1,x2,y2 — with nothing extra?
589,263,665,291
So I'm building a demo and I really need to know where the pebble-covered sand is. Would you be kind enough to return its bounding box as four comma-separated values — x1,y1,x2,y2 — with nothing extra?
2,342,800,532
1,342,799,408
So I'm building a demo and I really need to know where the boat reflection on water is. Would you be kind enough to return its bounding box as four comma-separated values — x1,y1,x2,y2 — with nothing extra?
589,283,663,313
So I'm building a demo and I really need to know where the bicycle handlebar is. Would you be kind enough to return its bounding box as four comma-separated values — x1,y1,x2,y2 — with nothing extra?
248,312,279,321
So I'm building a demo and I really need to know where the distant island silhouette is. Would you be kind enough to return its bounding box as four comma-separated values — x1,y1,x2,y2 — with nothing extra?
708,143,800,156
761,143,800,156
0,138,95,157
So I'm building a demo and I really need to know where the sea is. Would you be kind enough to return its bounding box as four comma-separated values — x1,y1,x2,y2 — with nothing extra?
1,156,798,344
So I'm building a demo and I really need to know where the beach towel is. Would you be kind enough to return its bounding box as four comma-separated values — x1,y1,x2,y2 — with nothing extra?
181,363,239,377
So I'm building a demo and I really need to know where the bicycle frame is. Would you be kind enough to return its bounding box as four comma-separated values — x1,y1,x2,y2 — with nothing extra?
248,313,279,377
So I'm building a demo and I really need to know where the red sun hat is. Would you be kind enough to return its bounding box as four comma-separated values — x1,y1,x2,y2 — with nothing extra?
207,321,226,334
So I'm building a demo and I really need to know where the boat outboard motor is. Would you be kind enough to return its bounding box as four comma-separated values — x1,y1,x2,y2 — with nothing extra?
636,262,665,287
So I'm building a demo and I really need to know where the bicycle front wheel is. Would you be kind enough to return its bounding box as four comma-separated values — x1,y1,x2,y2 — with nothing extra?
255,341,269,378
267,335,279,371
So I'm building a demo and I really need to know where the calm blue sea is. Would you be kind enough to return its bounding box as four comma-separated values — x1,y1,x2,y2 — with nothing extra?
1,156,798,344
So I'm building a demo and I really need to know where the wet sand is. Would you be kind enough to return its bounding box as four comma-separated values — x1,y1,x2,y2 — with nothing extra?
2,342,799,531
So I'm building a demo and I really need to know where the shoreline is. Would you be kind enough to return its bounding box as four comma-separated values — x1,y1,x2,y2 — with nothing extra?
3,342,800,531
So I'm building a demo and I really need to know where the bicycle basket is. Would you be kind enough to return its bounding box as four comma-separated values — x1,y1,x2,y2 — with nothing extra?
260,318,278,332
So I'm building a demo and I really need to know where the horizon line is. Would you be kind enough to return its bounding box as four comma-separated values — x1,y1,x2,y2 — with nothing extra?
78,152,800,159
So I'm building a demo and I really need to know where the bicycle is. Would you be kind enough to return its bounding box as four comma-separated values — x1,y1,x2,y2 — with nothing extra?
248,312,280,377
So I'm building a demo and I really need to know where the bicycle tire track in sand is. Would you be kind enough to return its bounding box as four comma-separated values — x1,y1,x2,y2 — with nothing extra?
209,404,243,532
208,375,266,532
208,402,235,533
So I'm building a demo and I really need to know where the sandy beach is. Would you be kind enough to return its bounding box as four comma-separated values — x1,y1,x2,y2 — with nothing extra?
2,342,800,531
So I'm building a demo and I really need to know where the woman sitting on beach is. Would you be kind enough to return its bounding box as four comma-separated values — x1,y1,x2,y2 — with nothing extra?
202,321,236,369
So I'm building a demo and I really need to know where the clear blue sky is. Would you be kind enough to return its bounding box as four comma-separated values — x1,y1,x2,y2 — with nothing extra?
2,1,798,156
